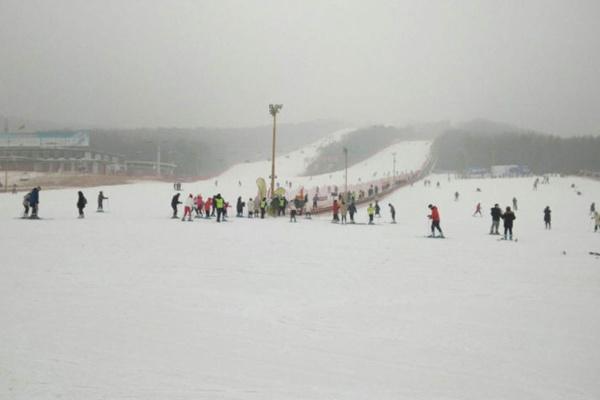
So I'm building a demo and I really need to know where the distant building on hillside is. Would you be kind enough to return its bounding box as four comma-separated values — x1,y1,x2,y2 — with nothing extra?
0,131,175,176
491,164,530,177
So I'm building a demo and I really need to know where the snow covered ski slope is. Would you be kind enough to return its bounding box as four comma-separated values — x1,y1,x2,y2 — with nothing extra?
1,137,600,399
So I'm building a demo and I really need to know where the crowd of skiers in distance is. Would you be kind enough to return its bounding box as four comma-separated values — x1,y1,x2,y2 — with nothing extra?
15,183,600,235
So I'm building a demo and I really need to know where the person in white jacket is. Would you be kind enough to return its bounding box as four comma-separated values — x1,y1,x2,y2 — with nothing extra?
182,194,194,221
247,197,255,218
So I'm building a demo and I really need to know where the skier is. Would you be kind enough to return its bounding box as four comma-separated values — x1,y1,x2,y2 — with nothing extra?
591,202,596,216
182,194,194,221
204,197,212,218
593,210,600,232
171,193,182,218
77,191,87,218
195,194,204,217
512,197,518,211
340,200,347,224
332,199,340,223
260,197,267,219
215,194,225,222
97,191,108,212
473,202,482,217
501,206,516,240
247,197,255,218
29,186,40,219
375,200,381,217
348,201,357,224
367,203,375,224
454,191,459,201
543,206,551,229
289,201,297,222
236,196,244,217
490,203,502,235
22,191,31,218
427,204,444,238
388,203,396,223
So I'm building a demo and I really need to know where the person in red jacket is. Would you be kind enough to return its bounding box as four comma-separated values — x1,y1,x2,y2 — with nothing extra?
332,199,340,222
204,197,212,218
428,204,444,238
196,194,204,217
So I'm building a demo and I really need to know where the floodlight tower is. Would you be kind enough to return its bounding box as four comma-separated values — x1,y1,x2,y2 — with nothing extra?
269,104,283,197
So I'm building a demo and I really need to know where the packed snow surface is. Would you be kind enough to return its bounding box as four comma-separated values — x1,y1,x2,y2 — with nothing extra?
1,137,600,399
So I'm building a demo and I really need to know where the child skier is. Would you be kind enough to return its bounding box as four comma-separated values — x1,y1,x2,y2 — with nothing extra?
348,201,357,224
473,202,482,217
332,199,340,223
182,194,194,221
427,204,444,238
340,200,347,224
367,203,375,224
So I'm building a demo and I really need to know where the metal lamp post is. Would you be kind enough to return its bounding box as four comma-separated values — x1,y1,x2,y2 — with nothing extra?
269,104,283,197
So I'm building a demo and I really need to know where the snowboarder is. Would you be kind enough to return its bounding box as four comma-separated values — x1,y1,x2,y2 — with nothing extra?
171,193,182,218
247,197,255,218
512,197,518,211
427,204,444,237
182,194,194,221
367,203,375,224
501,206,516,240
490,203,502,235
215,194,225,222
22,191,31,218
348,201,357,224
543,206,552,229
473,202,482,217
77,191,87,218
97,191,108,212
388,203,396,223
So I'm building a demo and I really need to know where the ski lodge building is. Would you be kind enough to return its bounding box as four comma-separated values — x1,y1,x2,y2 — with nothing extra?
0,131,175,176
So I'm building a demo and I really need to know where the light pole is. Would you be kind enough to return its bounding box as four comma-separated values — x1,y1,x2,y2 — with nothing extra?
343,147,348,197
269,104,283,197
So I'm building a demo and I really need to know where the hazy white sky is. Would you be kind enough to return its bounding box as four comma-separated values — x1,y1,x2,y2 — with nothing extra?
1,0,599,135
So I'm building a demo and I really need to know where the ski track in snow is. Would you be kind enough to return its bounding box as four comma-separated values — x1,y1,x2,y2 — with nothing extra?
1,131,600,399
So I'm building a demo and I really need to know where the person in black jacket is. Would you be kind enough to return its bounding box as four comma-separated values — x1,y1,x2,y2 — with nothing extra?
171,193,182,218
501,206,516,240
77,191,87,218
490,203,502,235
348,201,357,224
544,206,551,229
